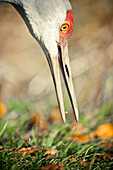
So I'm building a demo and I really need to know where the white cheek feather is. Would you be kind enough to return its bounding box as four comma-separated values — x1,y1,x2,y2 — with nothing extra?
25,12,59,56
22,0,70,57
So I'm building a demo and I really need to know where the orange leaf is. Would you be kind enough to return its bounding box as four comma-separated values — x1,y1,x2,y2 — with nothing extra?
75,134,90,143
41,162,58,170
49,108,62,123
89,131,96,139
31,113,40,128
67,134,90,143
39,115,48,134
44,149,57,159
11,146,40,156
67,123,89,143
0,102,7,118
69,123,85,136
0,145,3,150
95,123,113,140
41,162,64,170
31,113,47,134
99,140,113,148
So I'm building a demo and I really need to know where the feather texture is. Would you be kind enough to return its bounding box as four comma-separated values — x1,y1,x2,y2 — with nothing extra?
0,0,72,56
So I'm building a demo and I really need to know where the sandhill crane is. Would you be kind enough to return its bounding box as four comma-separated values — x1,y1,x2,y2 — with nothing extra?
0,0,79,123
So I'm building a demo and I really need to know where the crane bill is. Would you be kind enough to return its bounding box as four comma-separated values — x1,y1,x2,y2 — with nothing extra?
58,43,79,122
46,52,66,124
46,43,79,123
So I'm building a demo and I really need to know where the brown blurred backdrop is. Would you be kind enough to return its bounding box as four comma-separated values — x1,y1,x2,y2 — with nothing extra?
0,0,113,117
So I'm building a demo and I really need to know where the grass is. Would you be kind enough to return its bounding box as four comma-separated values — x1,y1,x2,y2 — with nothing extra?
0,99,113,169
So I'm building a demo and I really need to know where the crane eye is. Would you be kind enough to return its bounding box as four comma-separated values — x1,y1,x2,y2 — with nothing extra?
60,23,70,32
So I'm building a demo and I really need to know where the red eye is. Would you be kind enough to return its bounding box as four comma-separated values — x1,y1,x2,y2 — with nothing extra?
60,23,70,33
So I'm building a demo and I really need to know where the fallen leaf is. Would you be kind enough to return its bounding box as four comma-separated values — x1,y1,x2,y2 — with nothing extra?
67,133,90,143
95,123,113,140
41,162,64,170
70,156,80,163
67,123,113,144
39,115,48,134
67,123,90,143
89,131,96,139
0,145,3,150
94,152,113,163
41,162,59,170
49,108,62,123
31,113,40,128
99,140,113,149
0,102,7,118
76,134,90,143
44,149,57,159
11,145,58,161
69,123,86,136
11,146,40,156
31,113,47,134
70,156,90,167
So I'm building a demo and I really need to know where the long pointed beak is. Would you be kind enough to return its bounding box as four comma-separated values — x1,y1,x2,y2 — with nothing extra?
46,43,79,123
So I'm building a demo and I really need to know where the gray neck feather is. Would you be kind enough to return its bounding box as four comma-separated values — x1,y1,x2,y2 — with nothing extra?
0,0,72,56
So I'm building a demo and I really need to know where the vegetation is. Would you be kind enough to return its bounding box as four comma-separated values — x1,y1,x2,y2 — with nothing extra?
0,99,113,169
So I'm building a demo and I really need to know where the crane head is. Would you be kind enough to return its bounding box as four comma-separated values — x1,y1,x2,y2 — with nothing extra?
10,0,79,123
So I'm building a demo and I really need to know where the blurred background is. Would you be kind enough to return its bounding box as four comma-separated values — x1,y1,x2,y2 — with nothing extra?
0,0,113,119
